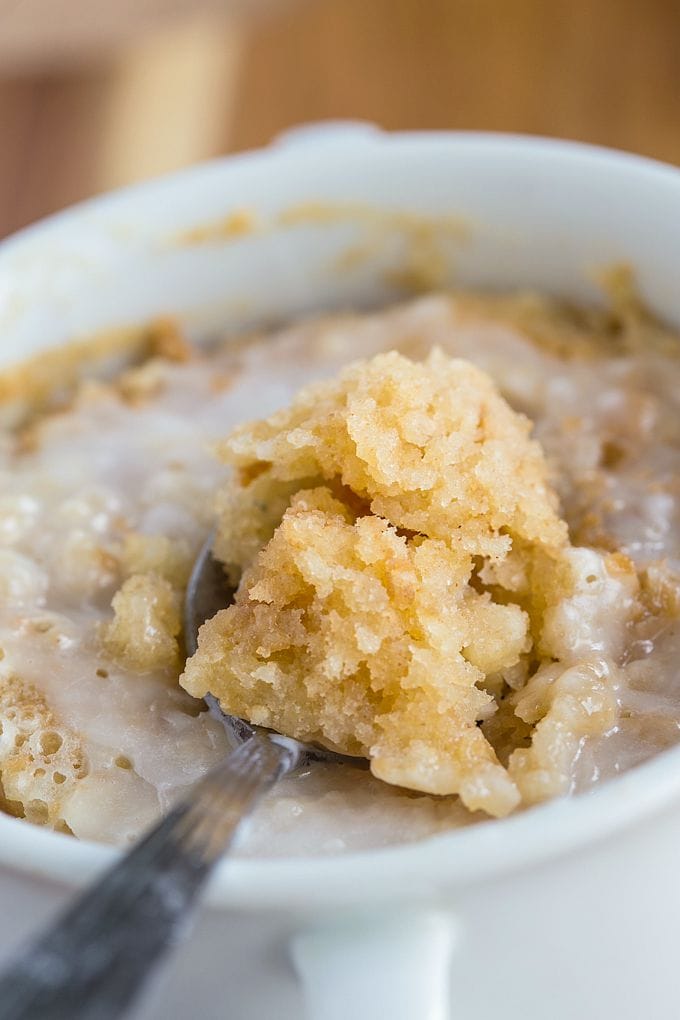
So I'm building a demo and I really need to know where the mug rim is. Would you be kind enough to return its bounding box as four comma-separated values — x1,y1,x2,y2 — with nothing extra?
0,740,677,910
2,128,680,911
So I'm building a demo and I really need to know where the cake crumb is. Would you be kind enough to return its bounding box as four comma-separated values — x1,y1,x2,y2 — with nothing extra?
102,573,182,673
0,673,87,827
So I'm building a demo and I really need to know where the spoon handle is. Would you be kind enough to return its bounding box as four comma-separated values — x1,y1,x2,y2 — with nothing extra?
0,734,296,1020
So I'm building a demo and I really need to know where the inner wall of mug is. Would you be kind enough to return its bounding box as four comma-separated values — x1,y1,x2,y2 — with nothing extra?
3,132,680,362
1,131,680,900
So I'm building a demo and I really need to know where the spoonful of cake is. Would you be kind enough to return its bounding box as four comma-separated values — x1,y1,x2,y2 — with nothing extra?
180,347,570,817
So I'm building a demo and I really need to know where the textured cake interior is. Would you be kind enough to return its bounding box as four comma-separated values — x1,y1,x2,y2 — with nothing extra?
182,348,640,818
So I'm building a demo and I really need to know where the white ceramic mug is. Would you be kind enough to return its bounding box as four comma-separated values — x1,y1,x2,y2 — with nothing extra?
1,128,680,1020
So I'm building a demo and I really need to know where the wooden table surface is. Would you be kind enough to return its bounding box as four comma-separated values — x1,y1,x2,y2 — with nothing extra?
1,0,679,239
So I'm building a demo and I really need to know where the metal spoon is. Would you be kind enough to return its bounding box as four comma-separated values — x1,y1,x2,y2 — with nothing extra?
0,535,361,1020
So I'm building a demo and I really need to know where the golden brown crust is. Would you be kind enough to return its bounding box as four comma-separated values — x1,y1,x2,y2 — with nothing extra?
0,673,87,827
0,317,192,430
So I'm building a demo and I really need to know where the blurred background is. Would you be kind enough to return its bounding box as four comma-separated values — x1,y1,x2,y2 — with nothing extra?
1,0,679,239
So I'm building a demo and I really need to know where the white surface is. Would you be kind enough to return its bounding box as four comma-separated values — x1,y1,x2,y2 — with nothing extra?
1,128,680,1019
292,910,456,1020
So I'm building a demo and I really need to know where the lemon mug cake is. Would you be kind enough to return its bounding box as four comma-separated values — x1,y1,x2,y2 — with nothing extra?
1,285,679,855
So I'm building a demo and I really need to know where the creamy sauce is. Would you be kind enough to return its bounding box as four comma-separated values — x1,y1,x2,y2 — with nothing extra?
1,293,679,853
